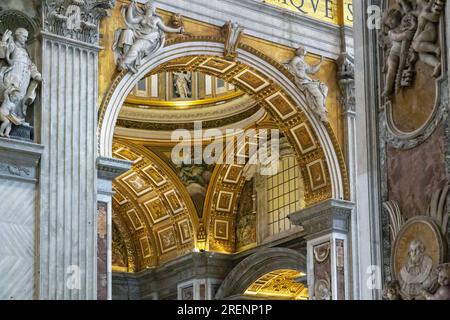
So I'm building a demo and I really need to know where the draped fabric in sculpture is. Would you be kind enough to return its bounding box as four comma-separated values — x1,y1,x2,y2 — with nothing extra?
0,28,41,137
113,0,183,73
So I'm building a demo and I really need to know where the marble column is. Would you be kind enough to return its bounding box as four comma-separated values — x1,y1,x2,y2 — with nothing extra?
337,53,357,299
352,0,384,300
289,199,354,300
97,157,131,300
38,1,115,299
0,139,43,299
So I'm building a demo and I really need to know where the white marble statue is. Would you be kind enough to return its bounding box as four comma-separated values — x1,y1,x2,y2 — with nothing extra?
173,71,191,98
287,47,328,122
399,239,436,299
0,28,42,132
113,0,184,73
0,84,19,137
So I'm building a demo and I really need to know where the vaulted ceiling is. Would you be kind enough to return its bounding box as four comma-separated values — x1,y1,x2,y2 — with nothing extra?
110,54,347,272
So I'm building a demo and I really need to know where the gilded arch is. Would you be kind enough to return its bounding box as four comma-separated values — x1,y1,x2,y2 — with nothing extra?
98,40,349,203
111,139,199,270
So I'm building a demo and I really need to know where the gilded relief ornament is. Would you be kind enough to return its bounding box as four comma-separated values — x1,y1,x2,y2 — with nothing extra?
112,0,184,73
383,181,450,299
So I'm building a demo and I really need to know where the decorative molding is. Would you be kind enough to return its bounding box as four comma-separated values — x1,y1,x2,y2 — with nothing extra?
0,138,43,183
289,199,354,238
120,94,255,123
154,0,352,59
384,79,449,149
97,156,131,181
117,104,261,131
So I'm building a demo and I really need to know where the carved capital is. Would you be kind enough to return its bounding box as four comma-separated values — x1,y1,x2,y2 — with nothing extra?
43,0,115,44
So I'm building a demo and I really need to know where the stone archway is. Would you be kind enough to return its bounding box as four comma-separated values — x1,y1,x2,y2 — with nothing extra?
98,41,348,201
214,248,306,299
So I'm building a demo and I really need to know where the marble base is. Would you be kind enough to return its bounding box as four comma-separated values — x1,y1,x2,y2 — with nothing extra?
9,124,34,142
0,138,43,299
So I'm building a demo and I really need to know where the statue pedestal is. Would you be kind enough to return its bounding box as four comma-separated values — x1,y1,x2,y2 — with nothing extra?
10,124,34,142
0,138,43,299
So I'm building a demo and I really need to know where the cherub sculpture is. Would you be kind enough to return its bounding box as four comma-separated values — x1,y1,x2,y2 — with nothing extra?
412,0,445,77
381,8,416,96
422,263,450,300
380,0,445,98
0,85,20,137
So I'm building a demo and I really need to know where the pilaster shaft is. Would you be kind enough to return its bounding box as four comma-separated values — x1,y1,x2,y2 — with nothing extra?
96,157,131,300
289,199,354,300
39,32,99,299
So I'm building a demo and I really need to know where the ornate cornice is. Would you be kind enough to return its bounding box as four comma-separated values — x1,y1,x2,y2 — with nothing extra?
288,199,354,238
0,138,44,183
97,156,131,181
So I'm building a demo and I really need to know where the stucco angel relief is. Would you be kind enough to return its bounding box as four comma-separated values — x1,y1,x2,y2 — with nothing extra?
113,0,184,74
379,0,447,145
380,0,445,97
0,28,42,138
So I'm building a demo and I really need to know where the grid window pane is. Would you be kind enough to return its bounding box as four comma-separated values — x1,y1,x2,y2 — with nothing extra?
267,156,301,236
